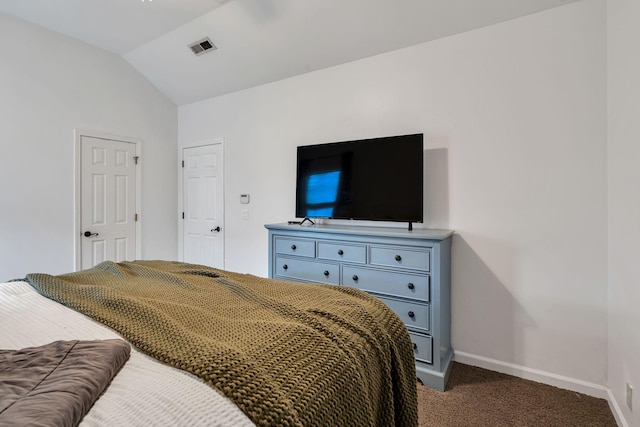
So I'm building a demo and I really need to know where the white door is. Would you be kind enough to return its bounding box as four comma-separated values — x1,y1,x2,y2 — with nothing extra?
182,144,224,268
81,136,137,269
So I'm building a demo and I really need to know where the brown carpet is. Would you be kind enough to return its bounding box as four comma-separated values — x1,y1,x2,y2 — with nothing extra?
417,363,617,427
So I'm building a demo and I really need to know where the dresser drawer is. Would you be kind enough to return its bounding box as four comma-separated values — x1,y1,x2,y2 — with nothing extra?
317,242,366,264
344,266,429,301
377,296,430,332
409,332,433,364
274,237,315,258
369,246,430,271
274,257,339,285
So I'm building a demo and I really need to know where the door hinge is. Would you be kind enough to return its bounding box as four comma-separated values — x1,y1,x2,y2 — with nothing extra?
134,156,139,165
182,160,184,168
135,213,139,222
182,212,185,219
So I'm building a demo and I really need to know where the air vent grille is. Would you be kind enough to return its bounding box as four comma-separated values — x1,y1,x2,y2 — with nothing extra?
189,37,217,56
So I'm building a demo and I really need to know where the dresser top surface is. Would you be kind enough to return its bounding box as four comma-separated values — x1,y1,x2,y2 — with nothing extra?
265,223,454,241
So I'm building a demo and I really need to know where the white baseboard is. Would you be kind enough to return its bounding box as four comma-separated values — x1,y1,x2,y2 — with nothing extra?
453,351,629,427
606,388,630,427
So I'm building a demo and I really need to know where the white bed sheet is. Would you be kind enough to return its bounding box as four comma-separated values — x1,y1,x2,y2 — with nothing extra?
0,280,255,427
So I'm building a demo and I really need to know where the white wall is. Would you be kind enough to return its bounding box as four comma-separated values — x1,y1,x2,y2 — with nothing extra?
180,0,607,387
607,0,640,425
0,14,178,280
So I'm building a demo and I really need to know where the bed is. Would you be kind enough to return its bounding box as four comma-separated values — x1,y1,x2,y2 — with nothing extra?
0,260,418,426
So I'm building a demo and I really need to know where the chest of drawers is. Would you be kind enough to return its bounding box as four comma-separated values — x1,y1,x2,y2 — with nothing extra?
265,223,453,391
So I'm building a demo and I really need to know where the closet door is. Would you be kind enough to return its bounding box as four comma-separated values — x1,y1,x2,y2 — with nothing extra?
80,136,137,269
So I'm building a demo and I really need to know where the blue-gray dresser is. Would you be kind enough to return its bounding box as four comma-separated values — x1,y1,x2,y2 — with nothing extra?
265,223,454,391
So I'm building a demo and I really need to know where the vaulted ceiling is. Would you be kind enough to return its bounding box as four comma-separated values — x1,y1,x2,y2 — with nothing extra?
0,0,579,105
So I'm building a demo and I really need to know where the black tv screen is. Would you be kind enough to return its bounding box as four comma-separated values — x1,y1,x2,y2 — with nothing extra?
296,134,423,223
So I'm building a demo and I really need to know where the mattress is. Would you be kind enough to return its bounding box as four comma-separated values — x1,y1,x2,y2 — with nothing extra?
0,280,255,427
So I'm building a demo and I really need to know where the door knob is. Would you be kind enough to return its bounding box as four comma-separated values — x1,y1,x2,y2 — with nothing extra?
211,227,221,232
83,231,99,237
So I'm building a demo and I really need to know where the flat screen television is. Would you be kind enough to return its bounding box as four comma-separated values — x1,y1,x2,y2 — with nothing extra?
295,133,423,225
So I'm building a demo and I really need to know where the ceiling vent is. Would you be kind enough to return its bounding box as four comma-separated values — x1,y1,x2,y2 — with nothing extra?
189,37,217,56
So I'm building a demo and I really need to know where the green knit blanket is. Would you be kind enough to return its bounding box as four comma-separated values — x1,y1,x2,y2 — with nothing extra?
26,260,418,426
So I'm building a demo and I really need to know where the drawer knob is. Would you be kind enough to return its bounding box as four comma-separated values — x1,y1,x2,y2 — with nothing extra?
408,311,415,318
337,249,344,255
395,255,402,261
352,275,359,281
407,283,415,290
291,244,297,250
324,270,330,277
413,343,418,350
282,264,288,270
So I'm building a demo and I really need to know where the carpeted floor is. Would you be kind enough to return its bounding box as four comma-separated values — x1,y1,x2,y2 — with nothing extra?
417,363,617,426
